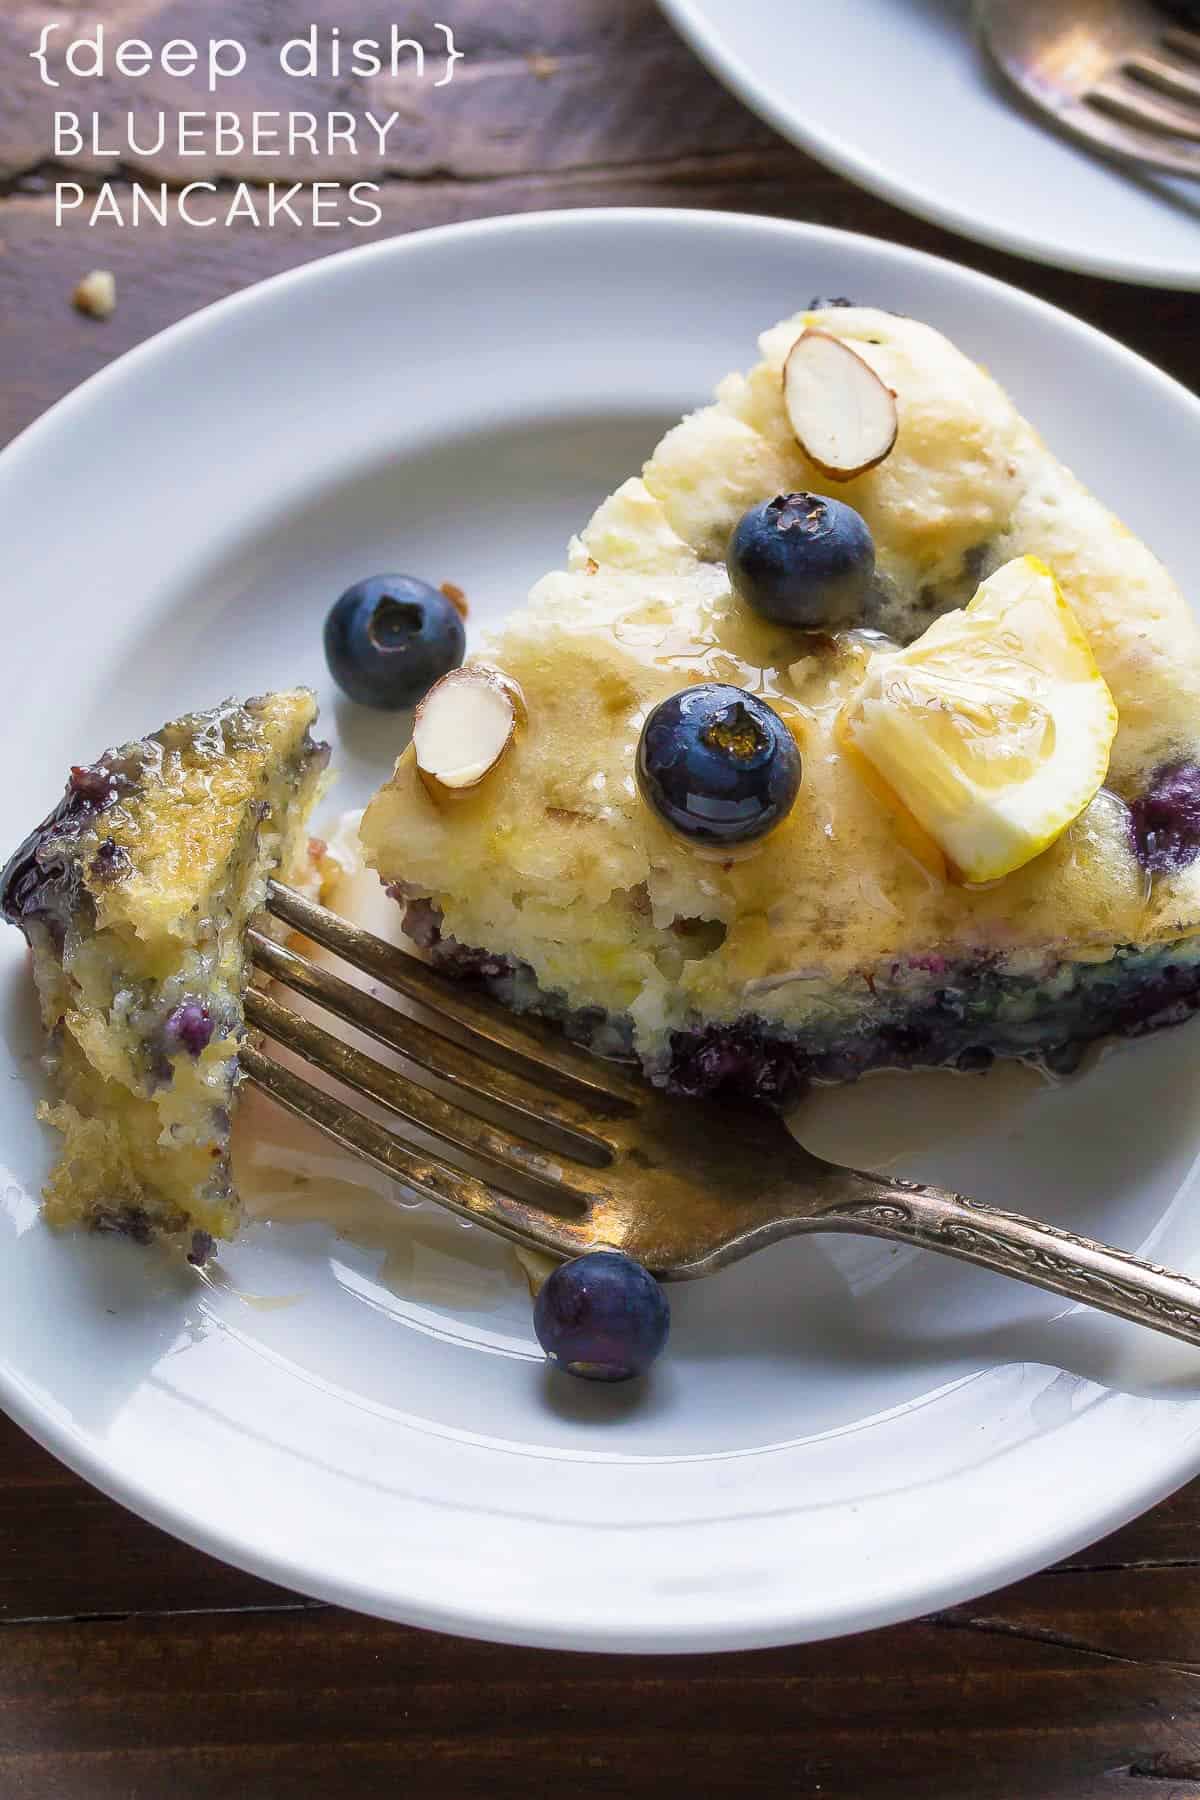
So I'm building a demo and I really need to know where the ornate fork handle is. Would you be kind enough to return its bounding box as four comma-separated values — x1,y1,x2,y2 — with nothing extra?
818,1178,1200,1348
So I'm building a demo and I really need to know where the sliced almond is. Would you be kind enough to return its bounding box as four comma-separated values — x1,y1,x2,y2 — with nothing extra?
782,330,898,482
413,666,521,799
472,662,528,727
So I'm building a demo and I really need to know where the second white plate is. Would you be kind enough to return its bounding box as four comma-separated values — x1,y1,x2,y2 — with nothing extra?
661,0,1200,288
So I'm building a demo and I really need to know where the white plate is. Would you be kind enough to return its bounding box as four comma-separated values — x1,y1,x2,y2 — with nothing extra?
3,210,1200,1652
660,0,1200,289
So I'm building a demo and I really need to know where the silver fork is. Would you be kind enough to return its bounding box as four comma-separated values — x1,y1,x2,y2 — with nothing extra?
239,880,1200,1348
977,0,1200,179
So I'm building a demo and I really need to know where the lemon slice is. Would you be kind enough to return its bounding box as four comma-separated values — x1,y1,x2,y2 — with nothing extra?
840,556,1118,883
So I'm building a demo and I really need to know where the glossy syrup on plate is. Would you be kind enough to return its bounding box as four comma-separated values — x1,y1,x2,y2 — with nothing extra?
230,811,546,1313
230,808,1058,1316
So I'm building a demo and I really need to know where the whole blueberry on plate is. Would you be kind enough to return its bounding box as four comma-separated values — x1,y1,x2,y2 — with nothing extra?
637,684,802,846
727,492,875,628
324,575,465,710
534,1250,670,1382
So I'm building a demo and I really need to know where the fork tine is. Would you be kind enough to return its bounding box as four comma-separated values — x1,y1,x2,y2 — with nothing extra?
1062,91,1200,174
1163,27,1200,68
239,1040,590,1262
266,882,641,1111
245,984,600,1200
1127,49,1200,107
1090,74,1200,140
247,930,615,1164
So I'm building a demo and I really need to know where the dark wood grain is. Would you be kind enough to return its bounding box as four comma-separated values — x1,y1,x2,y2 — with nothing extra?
5,1384,1200,1800
3,2,1200,1794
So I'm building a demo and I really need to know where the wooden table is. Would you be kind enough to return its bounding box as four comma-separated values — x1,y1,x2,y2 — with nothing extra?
3,5,1200,1794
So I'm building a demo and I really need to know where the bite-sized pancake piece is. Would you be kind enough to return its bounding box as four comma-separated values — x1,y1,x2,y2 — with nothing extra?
1,692,329,1251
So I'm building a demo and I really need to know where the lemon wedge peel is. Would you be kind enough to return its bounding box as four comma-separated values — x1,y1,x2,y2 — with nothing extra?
840,556,1119,885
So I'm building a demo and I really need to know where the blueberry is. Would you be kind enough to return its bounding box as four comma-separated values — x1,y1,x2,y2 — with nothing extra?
533,1250,669,1382
636,684,801,847
163,1000,213,1058
727,493,875,629
0,759,133,946
187,1230,215,1267
1130,761,1200,874
324,575,465,710
89,837,131,883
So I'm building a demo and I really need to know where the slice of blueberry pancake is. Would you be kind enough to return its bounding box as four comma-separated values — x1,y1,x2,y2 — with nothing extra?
361,304,1200,1104
1,692,328,1255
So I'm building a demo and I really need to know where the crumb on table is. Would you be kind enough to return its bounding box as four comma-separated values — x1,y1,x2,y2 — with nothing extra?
73,271,117,320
